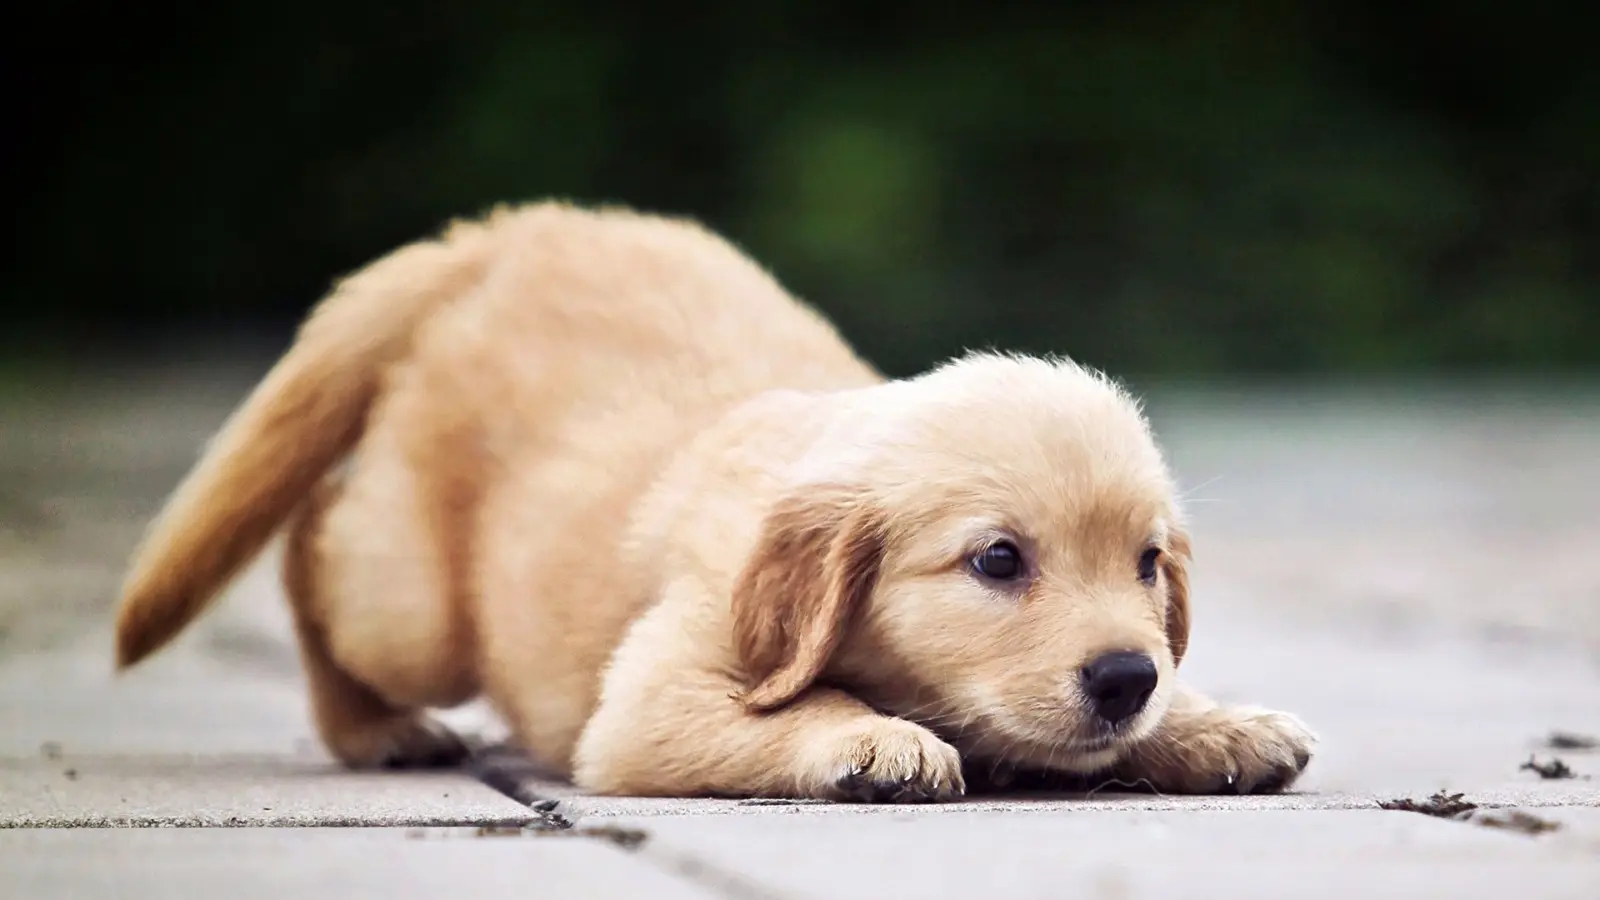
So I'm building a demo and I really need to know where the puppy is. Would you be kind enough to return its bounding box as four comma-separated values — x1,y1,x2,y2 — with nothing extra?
113,201,1315,801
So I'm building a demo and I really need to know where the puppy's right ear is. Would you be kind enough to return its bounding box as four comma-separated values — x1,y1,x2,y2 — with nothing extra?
730,485,885,712
1163,526,1193,667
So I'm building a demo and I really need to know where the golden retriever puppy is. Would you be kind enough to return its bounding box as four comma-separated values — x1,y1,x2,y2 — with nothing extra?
113,201,1315,801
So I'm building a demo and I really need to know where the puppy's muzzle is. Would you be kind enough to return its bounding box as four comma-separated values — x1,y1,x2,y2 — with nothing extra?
1080,651,1157,726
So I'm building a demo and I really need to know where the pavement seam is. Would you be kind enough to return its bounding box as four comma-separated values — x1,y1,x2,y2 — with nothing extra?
0,815,540,829
631,843,798,900
466,763,787,900
542,793,1600,818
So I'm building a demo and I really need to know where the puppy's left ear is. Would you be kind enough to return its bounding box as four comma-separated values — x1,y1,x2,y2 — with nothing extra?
730,485,886,712
1163,527,1193,667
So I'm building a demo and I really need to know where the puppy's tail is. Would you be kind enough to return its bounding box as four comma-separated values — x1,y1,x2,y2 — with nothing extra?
113,210,507,670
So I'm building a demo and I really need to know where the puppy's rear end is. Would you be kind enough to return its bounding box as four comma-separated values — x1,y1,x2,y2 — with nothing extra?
113,212,505,669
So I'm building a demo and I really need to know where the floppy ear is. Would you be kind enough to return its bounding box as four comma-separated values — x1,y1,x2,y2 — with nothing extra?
730,486,886,712
1162,527,1193,667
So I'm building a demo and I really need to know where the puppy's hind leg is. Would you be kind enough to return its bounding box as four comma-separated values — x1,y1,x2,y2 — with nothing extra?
282,474,471,769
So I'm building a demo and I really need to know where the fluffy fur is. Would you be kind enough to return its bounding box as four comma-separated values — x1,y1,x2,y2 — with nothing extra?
113,201,1315,800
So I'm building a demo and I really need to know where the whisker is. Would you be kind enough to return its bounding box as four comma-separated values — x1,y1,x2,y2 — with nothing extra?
1177,474,1224,500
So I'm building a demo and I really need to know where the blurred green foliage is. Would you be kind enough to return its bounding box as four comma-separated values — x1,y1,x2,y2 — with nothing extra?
8,0,1597,376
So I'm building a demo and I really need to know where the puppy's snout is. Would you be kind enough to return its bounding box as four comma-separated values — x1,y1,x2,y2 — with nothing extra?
1080,651,1157,725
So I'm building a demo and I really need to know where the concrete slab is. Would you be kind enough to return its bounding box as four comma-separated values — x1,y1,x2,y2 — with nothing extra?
1,542,512,759
0,542,311,758
0,827,717,899
0,756,536,828
1146,384,1600,656
1174,609,1600,796
617,808,1600,900
500,784,1600,822
0,634,313,758
1470,805,1600,851
1,368,266,660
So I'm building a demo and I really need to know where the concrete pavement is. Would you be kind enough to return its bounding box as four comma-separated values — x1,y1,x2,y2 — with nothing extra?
3,828,717,899
2,364,1598,898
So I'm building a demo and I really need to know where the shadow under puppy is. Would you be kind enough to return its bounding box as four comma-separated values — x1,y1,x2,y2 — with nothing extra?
112,201,1316,801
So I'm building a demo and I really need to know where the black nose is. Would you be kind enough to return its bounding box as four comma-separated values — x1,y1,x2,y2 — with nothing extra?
1080,651,1158,725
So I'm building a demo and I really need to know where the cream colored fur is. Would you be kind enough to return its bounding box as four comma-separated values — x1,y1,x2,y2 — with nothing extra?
113,201,1315,800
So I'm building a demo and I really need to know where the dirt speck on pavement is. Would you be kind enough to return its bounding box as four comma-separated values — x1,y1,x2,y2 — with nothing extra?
1379,791,1478,819
468,822,650,849
473,824,526,837
1545,731,1599,751
1472,810,1563,836
560,825,651,850
1519,755,1581,780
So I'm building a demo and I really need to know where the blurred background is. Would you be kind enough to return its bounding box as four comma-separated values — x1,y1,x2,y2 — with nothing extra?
7,0,1598,377
3,1,1598,675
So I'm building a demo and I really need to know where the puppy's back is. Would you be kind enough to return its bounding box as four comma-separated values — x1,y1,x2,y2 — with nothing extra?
458,205,881,408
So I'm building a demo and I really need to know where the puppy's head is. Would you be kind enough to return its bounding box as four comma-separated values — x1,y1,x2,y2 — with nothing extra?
731,352,1190,770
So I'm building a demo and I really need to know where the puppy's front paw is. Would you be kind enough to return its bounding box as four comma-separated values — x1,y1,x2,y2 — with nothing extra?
1122,705,1316,795
809,719,965,803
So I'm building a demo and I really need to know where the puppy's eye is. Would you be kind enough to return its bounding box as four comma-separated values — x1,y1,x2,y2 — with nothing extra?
972,541,1025,581
1137,547,1161,585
